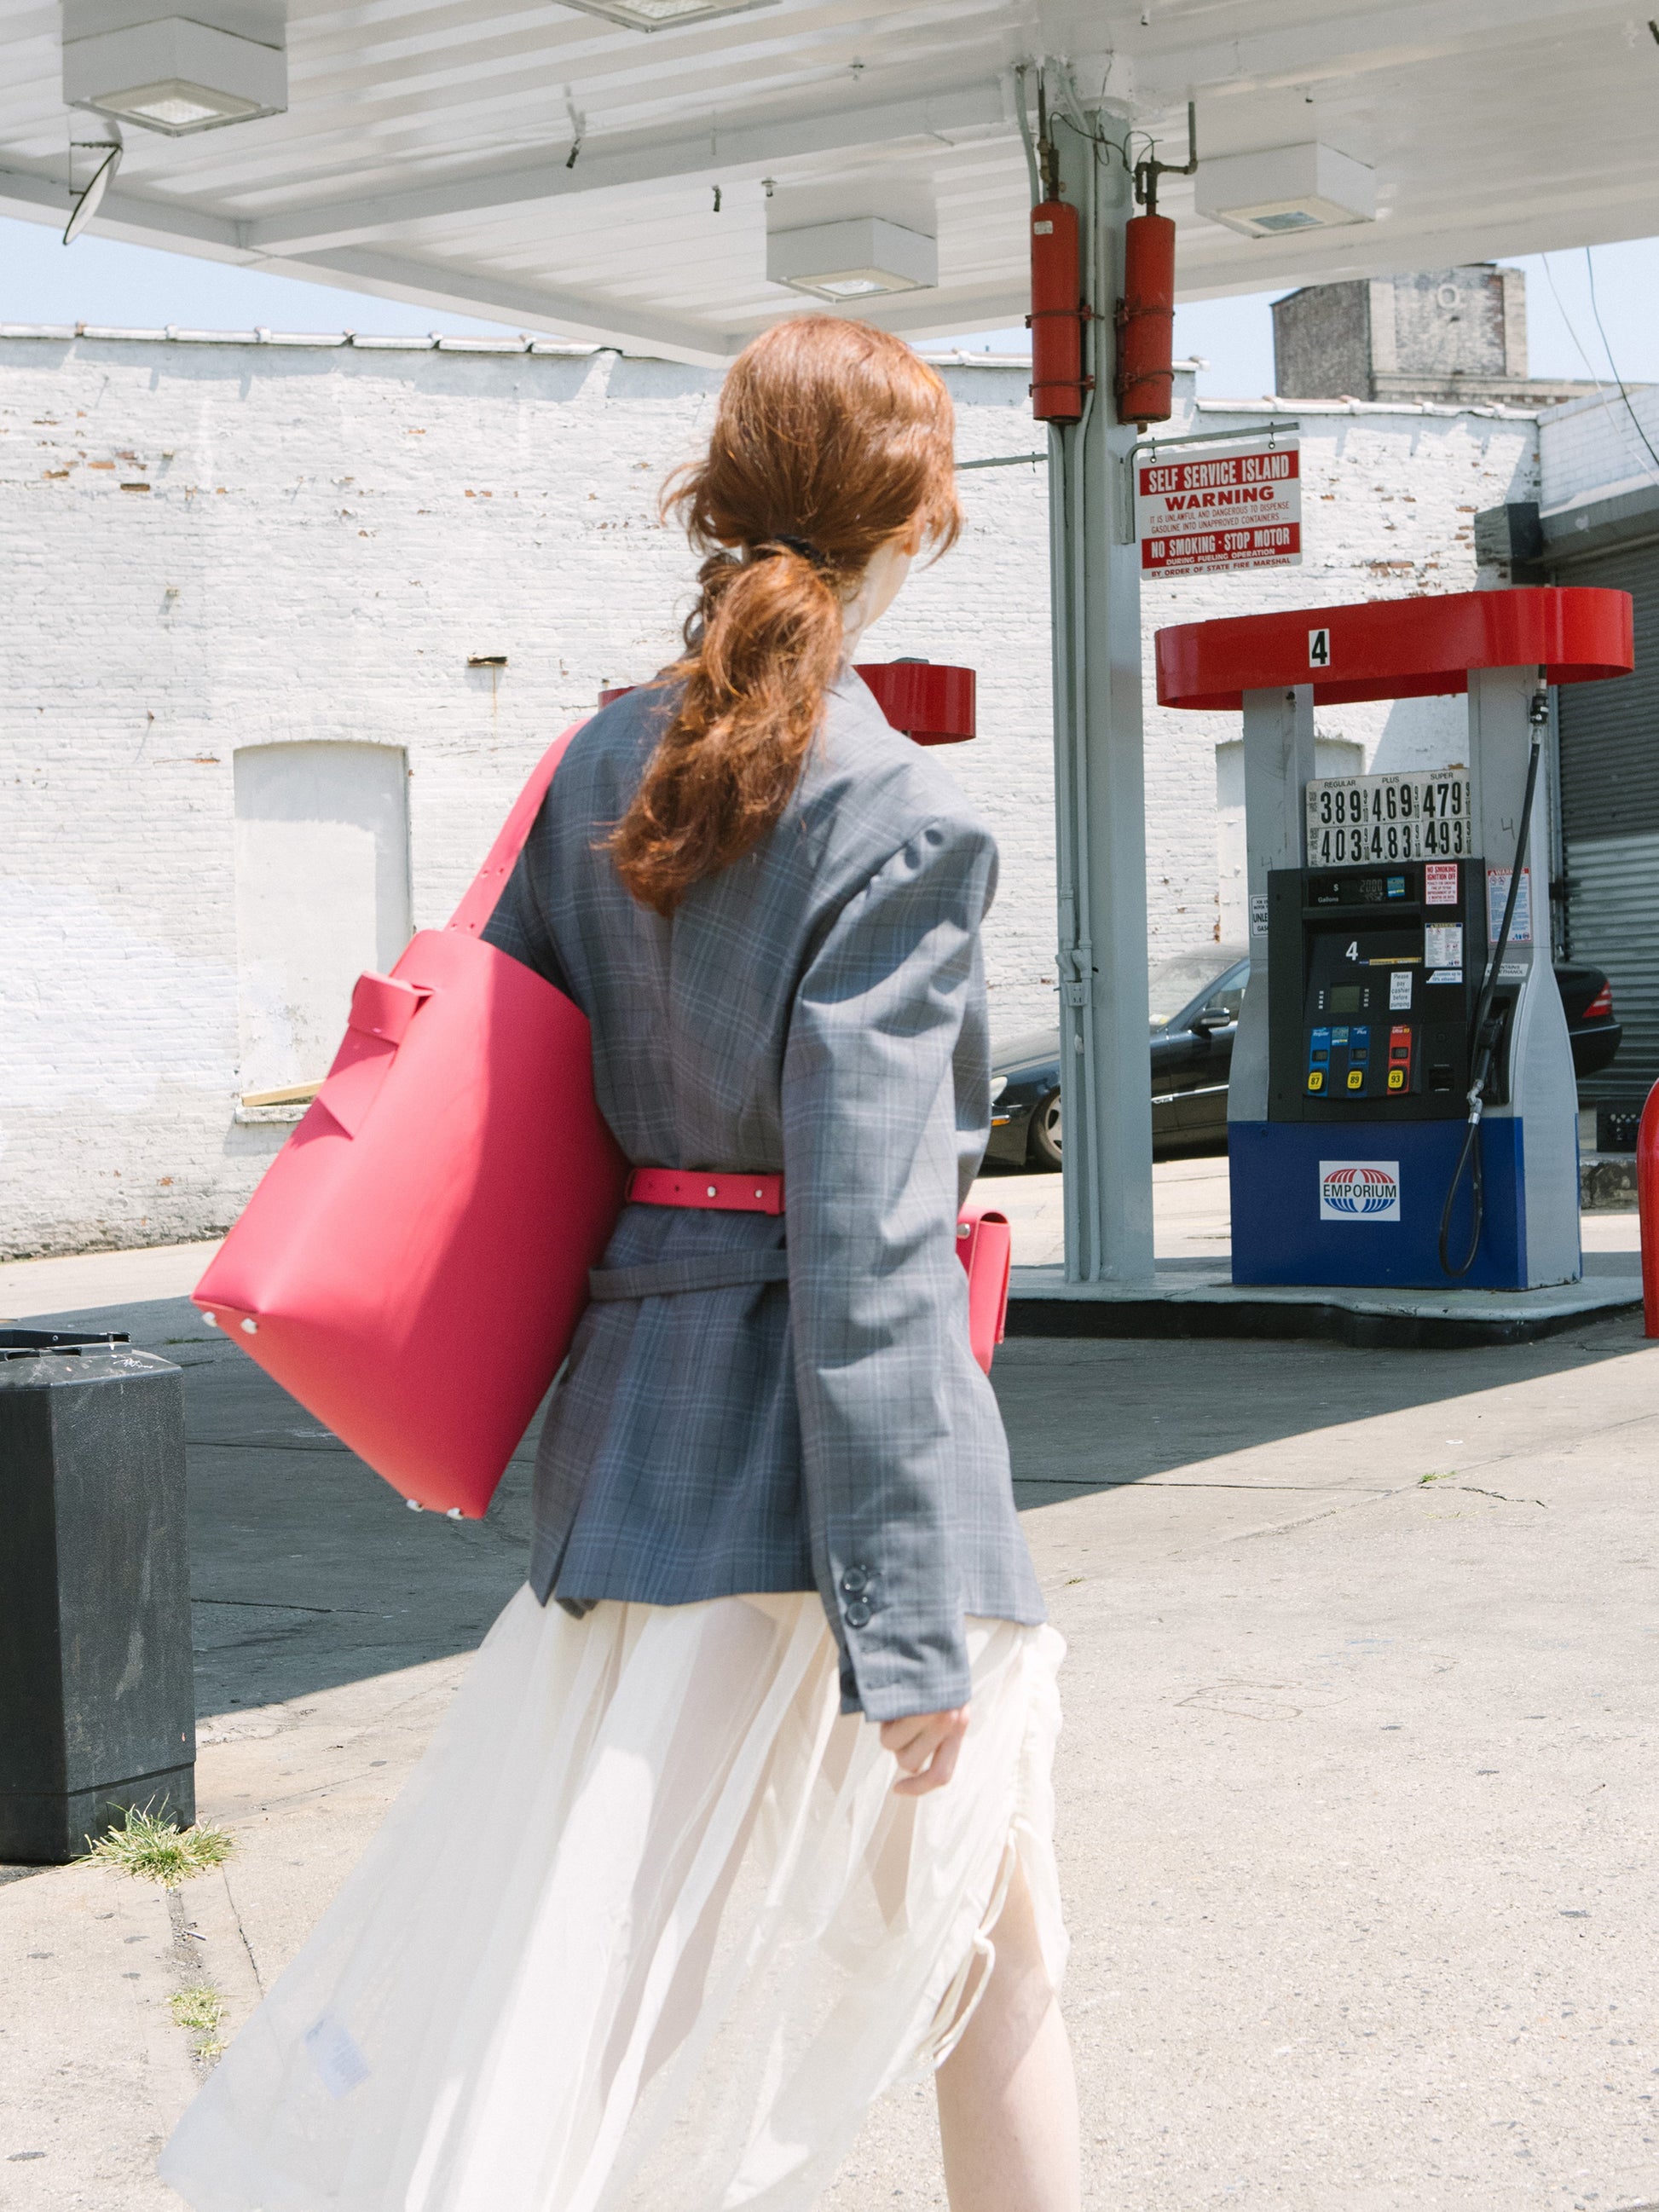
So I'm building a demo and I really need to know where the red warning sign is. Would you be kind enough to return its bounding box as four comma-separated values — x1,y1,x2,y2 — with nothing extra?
1137,439,1302,578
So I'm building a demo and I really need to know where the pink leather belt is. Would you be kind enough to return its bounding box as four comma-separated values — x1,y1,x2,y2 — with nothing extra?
627,1167,785,1217
620,1166,1008,1374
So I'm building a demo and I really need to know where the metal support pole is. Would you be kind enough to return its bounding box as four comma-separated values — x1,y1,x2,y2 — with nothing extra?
1228,684,1315,1126
1047,103,1154,1285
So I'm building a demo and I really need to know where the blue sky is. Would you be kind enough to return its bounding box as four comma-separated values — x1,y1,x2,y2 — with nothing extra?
3,212,1658,396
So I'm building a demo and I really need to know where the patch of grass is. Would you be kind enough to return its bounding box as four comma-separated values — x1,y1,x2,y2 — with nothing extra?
170,1982,227,2058
1419,1470,1456,1485
82,1804,234,1886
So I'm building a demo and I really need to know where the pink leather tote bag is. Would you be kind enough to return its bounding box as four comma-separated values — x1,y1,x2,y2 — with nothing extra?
194,726,628,1518
194,725,1016,1519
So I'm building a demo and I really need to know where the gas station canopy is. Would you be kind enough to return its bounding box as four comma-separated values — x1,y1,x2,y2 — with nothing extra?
1157,588,1637,712
3,2,1658,361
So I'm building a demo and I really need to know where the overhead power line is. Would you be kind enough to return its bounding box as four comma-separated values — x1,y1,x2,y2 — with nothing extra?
1538,250,1659,488
1582,245,1659,481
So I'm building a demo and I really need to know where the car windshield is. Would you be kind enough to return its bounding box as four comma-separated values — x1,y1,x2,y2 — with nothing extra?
1149,946,1249,1030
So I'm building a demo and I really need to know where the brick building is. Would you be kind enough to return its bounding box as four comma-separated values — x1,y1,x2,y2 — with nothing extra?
1,326,1538,1255
1272,263,1600,413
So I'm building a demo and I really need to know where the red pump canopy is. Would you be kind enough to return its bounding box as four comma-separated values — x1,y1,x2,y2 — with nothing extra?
1155,586,1633,712
599,661,976,745
853,660,975,745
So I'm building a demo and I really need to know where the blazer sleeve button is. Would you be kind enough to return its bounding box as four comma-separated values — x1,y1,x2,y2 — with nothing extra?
844,1599,872,1630
839,1566,870,1596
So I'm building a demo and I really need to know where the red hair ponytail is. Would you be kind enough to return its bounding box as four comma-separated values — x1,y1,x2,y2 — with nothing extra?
607,316,961,916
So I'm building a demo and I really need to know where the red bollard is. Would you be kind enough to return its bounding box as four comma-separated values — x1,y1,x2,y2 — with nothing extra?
1639,1080,1659,1337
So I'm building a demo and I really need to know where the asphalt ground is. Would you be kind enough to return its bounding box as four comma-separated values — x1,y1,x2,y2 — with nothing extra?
3,1184,1657,2212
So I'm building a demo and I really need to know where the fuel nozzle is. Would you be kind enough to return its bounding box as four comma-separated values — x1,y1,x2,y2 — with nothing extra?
1466,1001,1511,1116
1476,997,1511,1057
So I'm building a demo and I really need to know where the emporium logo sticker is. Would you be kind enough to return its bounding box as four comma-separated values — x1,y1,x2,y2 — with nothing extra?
1320,1161,1401,1222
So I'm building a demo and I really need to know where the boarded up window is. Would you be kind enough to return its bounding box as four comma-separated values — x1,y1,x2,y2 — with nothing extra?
234,742,411,1095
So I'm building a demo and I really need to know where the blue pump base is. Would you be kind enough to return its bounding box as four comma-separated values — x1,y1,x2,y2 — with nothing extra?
1228,1118,1536,1291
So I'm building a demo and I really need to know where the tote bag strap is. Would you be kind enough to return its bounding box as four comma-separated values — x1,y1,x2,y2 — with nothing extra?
446,719,587,938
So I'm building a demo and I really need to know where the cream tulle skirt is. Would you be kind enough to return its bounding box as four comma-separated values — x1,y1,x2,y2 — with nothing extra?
158,1584,1066,2212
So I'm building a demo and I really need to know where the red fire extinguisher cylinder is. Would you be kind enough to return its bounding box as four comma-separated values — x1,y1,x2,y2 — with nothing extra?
1115,211,1176,429
1028,199,1090,424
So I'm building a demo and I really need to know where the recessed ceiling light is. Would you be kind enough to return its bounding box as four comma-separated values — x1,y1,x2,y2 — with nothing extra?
95,80,267,130
1196,142,1376,239
558,0,779,28
766,218,939,303
63,15,286,136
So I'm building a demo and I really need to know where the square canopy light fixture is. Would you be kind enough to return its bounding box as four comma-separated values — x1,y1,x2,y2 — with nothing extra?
63,16,286,135
767,219,938,302
558,0,778,28
1196,142,1376,238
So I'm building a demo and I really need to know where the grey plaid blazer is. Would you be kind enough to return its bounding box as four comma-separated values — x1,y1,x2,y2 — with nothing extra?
483,670,1043,1722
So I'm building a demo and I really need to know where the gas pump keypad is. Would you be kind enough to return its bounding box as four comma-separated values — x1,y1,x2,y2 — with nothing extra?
1387,1025,1413,1092
1267,857,1493,1125
1346,1026,1369,1089
1305,1023,1388,1097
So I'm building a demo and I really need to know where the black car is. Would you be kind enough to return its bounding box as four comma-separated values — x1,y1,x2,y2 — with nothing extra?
986,950,1623,1170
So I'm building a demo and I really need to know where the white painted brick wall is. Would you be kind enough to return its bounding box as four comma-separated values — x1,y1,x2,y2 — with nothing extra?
1540,384,1659,509
0,334,1536,1254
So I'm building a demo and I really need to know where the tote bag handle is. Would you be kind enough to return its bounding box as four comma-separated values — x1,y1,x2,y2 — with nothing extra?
446,721,587,939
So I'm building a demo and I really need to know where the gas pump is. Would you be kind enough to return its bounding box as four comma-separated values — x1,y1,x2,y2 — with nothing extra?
1155,589,1633,1291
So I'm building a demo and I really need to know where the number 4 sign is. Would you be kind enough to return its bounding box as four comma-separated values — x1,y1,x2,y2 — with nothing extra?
1309,627,1332,669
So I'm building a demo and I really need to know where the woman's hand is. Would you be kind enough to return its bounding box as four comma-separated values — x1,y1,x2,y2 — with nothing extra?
880,1706,971,1797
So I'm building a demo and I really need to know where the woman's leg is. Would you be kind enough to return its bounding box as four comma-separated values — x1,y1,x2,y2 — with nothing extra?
934,1859,1081,2212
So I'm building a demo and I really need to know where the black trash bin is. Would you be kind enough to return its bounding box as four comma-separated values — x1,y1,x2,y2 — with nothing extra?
0,1330,194,1863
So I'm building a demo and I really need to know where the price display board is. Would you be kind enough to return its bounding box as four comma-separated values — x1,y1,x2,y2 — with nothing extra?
1304,770,1474,865
1137,438,1301,577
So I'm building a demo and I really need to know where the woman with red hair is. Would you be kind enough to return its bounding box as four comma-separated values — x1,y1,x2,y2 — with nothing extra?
161,317,1078,2212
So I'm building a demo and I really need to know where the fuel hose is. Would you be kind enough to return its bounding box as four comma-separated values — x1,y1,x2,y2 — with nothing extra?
1436,690,1548,1278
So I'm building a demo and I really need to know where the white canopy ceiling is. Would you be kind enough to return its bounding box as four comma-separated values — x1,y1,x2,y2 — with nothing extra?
3,0,1655,365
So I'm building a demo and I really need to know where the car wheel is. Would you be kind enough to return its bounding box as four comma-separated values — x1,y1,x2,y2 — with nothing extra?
1030,1088,1063,1171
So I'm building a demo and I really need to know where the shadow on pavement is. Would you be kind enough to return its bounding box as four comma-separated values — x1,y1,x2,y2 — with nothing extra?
32,1293,541,1722
992,1309,1656,1507
30,1284,1656,1715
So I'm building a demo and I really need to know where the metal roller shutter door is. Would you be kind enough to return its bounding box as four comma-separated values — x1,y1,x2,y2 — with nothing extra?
1561,832,1659,1101
1553,542,1659,1100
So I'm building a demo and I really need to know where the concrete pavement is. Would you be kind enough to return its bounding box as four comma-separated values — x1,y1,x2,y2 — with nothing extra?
0,1159,1641,1308
3,1174,1658,2212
